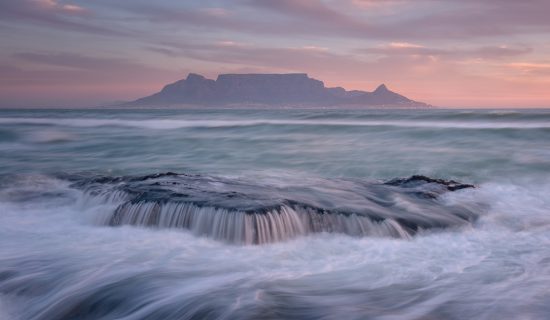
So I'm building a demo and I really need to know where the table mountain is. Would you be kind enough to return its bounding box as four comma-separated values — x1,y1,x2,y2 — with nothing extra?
129,73,431,108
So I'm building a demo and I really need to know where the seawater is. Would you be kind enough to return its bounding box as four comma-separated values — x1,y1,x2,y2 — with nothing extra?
1,108,550,319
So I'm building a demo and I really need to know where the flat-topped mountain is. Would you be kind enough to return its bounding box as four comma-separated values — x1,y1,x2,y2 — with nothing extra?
129,73,431,108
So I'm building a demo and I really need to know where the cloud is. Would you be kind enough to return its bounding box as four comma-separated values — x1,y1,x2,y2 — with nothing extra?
128,0,373,39
126,0,550,40
388,42,425,49
358,43,533,60
4,0,550,42
31,0,88,15
249,0,354,23
391,0,550,39
0,51,184,106
471,46,534,59
4,51,181,85
0,0,123,35
506,62,550,75
13,52,135,70
146,41,360,75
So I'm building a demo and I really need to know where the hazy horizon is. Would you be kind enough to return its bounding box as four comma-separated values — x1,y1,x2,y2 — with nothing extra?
1,0,550,108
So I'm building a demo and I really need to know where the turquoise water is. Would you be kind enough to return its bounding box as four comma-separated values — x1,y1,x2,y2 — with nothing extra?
1,108,550,319
1,108,549,179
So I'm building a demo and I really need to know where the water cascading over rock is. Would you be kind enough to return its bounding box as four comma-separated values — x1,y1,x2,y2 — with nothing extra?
68,173,477,244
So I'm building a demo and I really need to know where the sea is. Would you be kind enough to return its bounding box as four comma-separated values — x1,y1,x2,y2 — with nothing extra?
1,108,549,319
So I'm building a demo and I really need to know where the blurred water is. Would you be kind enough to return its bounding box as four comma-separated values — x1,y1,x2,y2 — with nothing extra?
1,108,550,319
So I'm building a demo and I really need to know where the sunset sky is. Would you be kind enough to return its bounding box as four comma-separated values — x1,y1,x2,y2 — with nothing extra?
1,0,550,108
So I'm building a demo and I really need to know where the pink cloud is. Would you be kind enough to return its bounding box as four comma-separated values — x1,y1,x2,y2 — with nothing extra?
31,0,88,15
0,0,121,35
0,52,184,107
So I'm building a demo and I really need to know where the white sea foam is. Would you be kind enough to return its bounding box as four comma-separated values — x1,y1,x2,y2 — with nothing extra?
25,129,77,143
1,117,550,129
1,178,550,319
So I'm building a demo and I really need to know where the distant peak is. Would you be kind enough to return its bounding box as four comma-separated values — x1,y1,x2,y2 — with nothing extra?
186,73,206,81
374,84,388,93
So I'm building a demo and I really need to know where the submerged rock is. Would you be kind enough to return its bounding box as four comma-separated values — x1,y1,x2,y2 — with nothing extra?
68,173,478,244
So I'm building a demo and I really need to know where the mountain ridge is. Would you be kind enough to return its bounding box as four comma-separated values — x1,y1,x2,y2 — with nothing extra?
128,73,432,108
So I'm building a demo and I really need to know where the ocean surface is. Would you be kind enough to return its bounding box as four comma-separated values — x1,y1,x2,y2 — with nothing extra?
1,108,550,319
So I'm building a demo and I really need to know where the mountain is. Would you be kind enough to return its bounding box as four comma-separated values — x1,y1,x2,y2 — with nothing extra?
128,73,431,108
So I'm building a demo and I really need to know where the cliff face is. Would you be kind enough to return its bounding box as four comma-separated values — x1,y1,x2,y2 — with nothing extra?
214,73,330,104
131,73,430,107
143,73,216,104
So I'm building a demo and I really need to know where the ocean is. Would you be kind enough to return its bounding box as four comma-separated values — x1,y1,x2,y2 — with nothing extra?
1,108,549,319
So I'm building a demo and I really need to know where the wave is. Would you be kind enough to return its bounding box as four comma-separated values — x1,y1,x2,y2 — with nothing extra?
64,173,479,244
1,117,550,130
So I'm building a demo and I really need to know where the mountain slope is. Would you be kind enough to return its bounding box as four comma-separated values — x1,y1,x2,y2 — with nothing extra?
129,73,431,108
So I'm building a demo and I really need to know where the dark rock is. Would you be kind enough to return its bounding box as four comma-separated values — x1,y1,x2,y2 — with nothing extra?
69,172,479,244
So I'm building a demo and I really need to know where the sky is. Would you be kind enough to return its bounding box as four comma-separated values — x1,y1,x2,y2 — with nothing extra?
1,0,550,108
